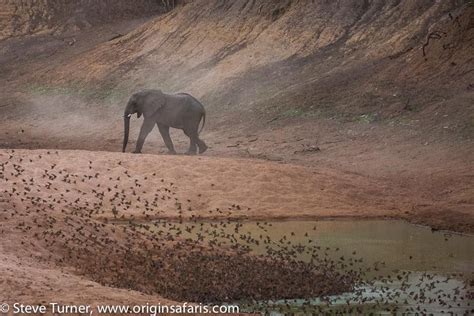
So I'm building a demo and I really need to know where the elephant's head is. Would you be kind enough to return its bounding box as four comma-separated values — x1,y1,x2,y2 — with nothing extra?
124,95,142,118
122,90,166,153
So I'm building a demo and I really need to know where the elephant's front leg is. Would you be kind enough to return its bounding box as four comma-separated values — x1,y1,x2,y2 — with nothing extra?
157,124,176,154
134,119,155,153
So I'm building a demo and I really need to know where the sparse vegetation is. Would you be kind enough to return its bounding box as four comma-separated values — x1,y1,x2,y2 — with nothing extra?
356,113,377,124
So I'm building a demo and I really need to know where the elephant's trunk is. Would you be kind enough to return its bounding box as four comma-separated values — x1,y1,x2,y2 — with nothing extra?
122,115,130,153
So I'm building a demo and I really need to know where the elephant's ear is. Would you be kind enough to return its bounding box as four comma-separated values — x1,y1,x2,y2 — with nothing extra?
142,90,166,118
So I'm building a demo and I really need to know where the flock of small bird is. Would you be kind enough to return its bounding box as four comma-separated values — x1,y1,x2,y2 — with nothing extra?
0,149,472,315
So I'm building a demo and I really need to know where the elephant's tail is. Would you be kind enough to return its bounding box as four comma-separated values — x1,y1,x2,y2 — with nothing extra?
199,111,206,135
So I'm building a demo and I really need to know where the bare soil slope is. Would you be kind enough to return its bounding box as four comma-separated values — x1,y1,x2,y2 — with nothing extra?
0,0,163,40
0,1,473,229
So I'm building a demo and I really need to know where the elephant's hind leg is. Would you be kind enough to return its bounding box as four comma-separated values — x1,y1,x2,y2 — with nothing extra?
190,133,207,154
197,138,208,154
186,128,207,154
183,129,198,155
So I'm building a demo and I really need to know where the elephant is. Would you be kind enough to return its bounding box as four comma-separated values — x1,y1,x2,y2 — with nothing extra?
122,89,208,155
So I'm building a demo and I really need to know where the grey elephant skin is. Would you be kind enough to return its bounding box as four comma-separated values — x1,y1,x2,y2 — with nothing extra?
122,89,208,155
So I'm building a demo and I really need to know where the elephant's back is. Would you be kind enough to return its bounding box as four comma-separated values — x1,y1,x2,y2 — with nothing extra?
174,92,205,113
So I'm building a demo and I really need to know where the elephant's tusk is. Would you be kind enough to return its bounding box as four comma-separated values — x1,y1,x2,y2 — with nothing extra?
126,114,132,118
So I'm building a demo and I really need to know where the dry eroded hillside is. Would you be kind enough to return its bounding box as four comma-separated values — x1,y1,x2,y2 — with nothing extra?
1,1,472,231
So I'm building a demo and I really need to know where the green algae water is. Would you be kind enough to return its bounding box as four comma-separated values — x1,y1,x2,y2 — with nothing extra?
141,219,473,314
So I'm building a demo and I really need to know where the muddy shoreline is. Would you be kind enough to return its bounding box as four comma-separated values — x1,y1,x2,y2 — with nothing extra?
113,217,474,237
